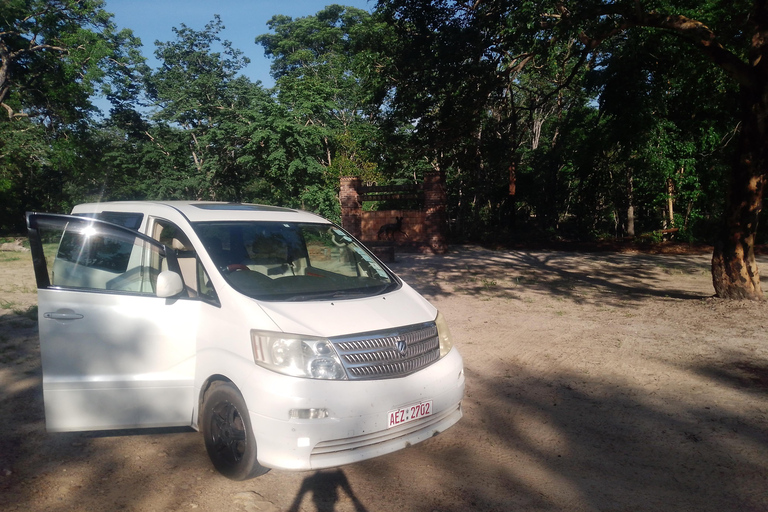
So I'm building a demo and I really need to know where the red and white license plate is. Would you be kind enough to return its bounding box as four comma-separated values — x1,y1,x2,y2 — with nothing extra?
387,400,432,428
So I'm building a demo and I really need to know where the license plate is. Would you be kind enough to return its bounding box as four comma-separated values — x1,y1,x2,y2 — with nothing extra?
387,400,432,428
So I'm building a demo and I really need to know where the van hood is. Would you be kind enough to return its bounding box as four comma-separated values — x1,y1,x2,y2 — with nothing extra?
255,283,437,338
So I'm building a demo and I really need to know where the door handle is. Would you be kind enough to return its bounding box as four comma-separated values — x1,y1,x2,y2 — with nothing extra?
44,310,84,320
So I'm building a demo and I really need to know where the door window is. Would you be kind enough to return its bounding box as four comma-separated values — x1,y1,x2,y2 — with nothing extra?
28,214,172,296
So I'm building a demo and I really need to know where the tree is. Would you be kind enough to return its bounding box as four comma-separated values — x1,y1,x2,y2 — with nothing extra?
255,5,380,219
370,1,593,239
0,0,144,229
0,0,144,120
375,0,766,299
146,16,256,200
538,1,766,299
584,29,736,240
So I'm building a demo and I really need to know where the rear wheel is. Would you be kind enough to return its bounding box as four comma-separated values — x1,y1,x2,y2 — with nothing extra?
201,381,269,480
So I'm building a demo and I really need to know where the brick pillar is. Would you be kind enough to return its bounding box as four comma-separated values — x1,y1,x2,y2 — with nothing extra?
340,176,362,239
424,171,447,253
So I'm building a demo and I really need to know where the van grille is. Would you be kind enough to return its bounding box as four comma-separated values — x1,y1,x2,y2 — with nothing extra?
332,322,440,380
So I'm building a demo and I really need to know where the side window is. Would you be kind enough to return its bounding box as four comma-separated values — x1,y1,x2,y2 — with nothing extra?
151,218,218,302
41,219,164,294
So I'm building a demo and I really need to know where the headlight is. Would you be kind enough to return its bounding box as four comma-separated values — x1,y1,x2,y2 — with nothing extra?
251,330,347,380
435,311,454,357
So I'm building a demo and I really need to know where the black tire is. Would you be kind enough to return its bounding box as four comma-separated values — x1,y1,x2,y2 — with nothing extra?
201,381,269,480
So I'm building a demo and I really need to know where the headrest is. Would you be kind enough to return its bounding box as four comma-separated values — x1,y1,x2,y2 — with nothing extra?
171,237,193,252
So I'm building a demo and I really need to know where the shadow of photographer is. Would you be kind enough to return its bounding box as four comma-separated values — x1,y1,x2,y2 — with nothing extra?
288,469,369,512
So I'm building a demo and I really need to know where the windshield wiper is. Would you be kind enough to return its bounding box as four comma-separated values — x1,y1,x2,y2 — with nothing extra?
282,288,384,302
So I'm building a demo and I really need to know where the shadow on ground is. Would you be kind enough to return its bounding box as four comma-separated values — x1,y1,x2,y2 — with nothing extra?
350,356,768,511
1,247,767,511
389,245,719,304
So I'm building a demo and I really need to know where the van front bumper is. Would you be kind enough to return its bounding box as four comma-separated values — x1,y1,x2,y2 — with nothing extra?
244,348,464,470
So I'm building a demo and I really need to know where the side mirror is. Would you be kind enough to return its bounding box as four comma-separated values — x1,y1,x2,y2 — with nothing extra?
156,270,184,298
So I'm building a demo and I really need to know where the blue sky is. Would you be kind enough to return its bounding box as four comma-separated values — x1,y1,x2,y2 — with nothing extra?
103,0,375,88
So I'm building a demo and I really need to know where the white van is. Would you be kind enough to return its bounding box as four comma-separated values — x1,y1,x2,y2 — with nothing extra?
26,201,464,480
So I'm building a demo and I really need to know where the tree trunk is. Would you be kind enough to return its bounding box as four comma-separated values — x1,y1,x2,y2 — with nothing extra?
508,162,517,230
711,85,766,300
666,177,675,228
626,172,635,237
627,205,635,238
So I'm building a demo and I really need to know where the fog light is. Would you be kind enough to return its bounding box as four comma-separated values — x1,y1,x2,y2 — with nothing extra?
289,408,329,420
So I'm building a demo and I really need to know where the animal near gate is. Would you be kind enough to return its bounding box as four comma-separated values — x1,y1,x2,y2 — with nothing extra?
340,172,448,261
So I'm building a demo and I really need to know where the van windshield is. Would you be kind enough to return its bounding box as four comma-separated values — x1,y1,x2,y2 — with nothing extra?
192,222,399,301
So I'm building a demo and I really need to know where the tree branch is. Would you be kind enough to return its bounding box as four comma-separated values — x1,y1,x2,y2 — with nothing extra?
1,102,28,119
566,5,756,89
632,12,755,89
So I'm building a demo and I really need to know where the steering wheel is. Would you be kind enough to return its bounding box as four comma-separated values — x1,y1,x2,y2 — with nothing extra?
330,229,348,247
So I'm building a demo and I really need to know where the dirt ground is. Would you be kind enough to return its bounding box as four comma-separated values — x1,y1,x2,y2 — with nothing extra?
1,244,767,512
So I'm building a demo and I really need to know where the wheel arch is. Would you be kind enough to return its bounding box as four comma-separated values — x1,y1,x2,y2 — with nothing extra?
196,374,234,427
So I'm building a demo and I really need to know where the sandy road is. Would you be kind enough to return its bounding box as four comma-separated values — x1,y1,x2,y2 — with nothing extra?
1,246,767,511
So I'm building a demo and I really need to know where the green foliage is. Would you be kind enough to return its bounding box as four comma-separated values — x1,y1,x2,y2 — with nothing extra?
144,16,256,200
0,0,145,122
369,0,753,246
0,0,762,272
250,6,387,220
0,0,145,229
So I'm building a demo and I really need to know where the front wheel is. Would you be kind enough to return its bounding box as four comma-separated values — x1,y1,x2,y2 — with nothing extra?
201,381,269,480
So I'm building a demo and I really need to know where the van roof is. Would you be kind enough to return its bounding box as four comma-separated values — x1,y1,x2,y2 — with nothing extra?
70,201,331,224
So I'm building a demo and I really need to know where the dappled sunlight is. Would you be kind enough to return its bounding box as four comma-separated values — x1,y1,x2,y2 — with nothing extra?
511,408,570,459
391,356,768,510
2,246,767,511
378,247,768,510
391,246,722,306
0,368,38,397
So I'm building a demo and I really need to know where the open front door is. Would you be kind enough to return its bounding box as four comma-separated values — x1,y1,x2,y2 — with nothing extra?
27,213,200,431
